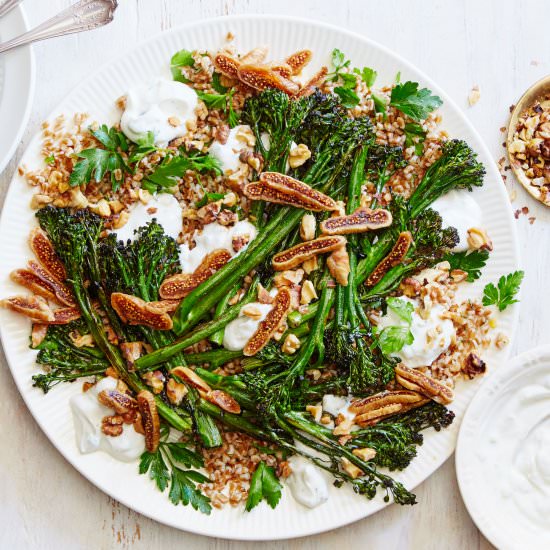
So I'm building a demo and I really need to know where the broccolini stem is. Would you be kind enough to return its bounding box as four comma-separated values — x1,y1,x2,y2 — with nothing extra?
135,278,259,370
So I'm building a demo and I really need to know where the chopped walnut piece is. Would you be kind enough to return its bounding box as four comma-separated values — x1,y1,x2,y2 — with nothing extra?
463,353,487,379
101,415,124,437
467,227,493,251
166,378,188,405
282,333,301,354
300,213,316,241
341,457,363,479
352,447,377,461
300,280,318,304
288,143,311,169
326,245,350,286
306,404,322,423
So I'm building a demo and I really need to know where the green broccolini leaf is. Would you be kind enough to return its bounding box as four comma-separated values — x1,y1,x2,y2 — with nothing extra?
482,270,524,311
69,125,129,190
334,86,360,109
444,249,489,282
171,48,195,82
403,122,427,156
390,81,442,121
245,461,282,512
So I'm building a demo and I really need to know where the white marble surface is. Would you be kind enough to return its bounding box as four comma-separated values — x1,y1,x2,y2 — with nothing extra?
1,0,549,548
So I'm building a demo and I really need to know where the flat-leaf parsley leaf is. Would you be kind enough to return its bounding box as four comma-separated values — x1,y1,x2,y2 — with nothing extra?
245,460,282,512
444,249,489,282
390,81,442,121
482,270,524,311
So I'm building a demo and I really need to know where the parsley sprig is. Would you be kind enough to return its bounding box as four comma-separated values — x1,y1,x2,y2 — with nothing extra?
390,81,442,121
482,270,524,311
403,122,427,156
139,435,212,514
329,49,378,110
245,460,282,512
171,48,195,83
69,125,130,191
444,249,489,282
197,89,239,128
378,298,415,355
142,150,222,194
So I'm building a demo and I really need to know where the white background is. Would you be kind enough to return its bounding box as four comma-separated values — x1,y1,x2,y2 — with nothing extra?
1,0,549,548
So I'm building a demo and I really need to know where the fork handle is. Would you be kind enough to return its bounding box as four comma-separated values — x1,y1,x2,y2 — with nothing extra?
0,0,118,54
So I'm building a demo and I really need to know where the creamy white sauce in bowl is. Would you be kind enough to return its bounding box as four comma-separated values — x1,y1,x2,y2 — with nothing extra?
70,377,145,462
120,78,198,145
456,347,550,550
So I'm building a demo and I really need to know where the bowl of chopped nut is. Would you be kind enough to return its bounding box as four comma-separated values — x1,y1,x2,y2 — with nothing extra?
507,74,550,206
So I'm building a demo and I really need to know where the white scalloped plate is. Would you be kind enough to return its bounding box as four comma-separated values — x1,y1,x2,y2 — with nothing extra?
0,15,520,540
456,347,550,550
0,4,35,174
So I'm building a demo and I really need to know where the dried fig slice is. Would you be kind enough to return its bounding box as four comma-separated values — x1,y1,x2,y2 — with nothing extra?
0,295,54,322
29,228,66,282
243,182,323,211
10,269,58,303
27,260,75,305
394,364,454,404
239,46,268,65
259,172,339,212
365,231,413,287
285,49,313,75
243,287,291,356
159,249,231,300
320,207,393,235
111,292,173,330
237,64,300,95
272,235,347,271
50,306,81,324
148,300,180,314
213,53,241,79
204,389,241,414
171,366,211,393
98,389,138,414
137,390,160,452
295,67,328,98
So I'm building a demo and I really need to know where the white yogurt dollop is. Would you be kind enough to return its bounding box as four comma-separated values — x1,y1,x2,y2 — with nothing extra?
70,377,145,462
179,220,257,274
112,194,183,242
431,190,483,252
286,455,329,509
121,78,198,145
222,302,272,351
377,297,455,368
208,125,253,174
285,439,330,509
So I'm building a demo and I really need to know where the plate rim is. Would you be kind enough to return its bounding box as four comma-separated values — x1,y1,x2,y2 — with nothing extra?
0,13,521,541
455,345,550,550
0,5,35,175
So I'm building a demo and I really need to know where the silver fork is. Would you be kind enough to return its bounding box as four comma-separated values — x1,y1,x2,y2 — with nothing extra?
0,0,118,54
